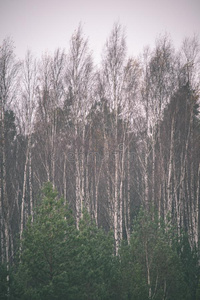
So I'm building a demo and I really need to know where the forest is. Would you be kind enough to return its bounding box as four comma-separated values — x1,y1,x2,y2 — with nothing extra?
0,23,200,299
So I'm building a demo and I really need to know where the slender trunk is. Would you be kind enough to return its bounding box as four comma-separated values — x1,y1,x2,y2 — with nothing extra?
75,145,80,229
104,128,112,229
80,151,84,219
29,138,33,223
195,163,200,246
114,149,119,254
75,124,82,229
145,240,151,299
80,127,85,218
86,132,92,215
94,155,98,226
186,174,192,245
51,116,55,189
144,98,150,211
2,105,9,266
119,179,123,241
3,127,9,282
144,145,149,210
158,182,162,220
167,116,175,217
114,92,119,253
91,169,95,219
126,138,131,243
163,279,167,300
0,96,3,262
52,106,58,188
152,129,155,207
0,144,3,262
190,118,198,248
20,142,29,243
94,155,103,226
0,196,3,262
173,158,180,236
85,159,90,214
9,223,14,263
157,122,166,221
63,155,67,205
119,138,125,241
5,221,9,284
179,154,185,236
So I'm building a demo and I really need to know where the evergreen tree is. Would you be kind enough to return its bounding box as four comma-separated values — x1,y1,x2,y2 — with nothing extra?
69,211,119,300
15,183,118,300
16,182,76,300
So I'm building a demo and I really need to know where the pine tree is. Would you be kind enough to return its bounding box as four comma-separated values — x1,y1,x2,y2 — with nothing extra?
16,182,76,300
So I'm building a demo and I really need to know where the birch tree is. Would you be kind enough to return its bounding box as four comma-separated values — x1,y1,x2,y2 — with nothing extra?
102,23,127,252
65,25,93,228
140,37,177,217
19,51,38,244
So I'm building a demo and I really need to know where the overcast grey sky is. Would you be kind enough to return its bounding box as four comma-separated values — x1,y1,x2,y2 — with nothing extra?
0,0,200,64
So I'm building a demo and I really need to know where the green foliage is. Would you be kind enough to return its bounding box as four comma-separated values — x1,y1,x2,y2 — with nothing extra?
0,263,21,300
177,234,200,300
119,208,191,300
67,212,118,300
16,182,76,300
15,183,117,300
0,264,9,300
9,188,200,299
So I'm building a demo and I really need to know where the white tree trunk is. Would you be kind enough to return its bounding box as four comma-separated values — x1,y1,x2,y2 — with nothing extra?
75,145,80,229
114,149,119,254
167,116,175,217
29,141,33,223
20,144,29,243
126,139,131,243
195,163,200,246
63,155,67,205
145,240,151,299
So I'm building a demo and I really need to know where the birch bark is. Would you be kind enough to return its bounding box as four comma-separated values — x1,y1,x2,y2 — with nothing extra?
66,25,93,227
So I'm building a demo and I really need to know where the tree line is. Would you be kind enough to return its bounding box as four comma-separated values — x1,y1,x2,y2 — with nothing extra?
0,23,200,298
1,182,200,299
